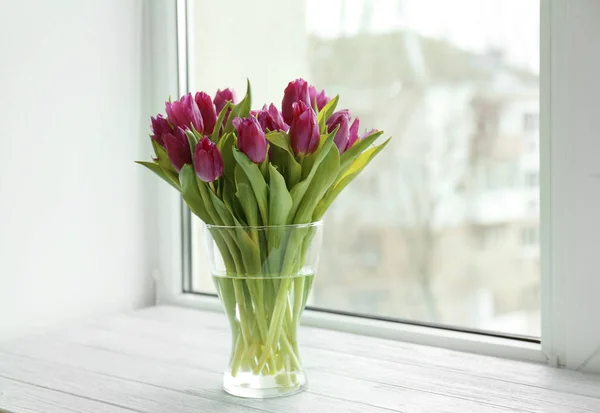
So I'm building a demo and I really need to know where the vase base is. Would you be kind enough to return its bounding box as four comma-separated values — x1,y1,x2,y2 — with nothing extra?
222,370,307,398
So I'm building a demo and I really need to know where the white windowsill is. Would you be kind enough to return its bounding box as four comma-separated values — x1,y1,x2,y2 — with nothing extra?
163,292,546,364
0,305,598,412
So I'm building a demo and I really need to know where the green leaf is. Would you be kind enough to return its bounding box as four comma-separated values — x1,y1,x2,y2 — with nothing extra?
301,127,338,180
232,149,269,225
236,182,258,227
265,131,293,153
151,140,175,172
269,145,301,189
268,164,292,226
135,161,180,191
287,132,336,222
317,94,339,133
294,143,340,224
339,130,384,171
184,129,199,155
207,182,261,275
224,79,252,133
178,164,212,223
222,180,246,225
217,132,236,181
210,101,232,142
314,137,391,220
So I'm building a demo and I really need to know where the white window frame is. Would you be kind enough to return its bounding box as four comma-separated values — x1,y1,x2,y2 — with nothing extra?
148,0,600,371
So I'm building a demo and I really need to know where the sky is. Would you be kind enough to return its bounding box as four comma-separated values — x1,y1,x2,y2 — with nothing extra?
306,0,540,74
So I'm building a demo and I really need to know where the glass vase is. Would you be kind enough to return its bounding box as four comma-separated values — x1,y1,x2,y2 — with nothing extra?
205,222,323,398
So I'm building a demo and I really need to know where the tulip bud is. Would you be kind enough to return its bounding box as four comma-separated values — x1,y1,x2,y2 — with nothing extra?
165,93,203,133
194,137,224,182
214,88,237,115
194,92,217,135
309,85,330,112
282,78,311,125
232,116,267,164
327,110,351,153
163,127,192,172
289,101,320,157
150,114,172,146
346,117,360,150
257,103,288,133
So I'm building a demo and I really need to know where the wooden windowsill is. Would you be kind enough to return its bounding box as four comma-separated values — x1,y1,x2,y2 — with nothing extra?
1,305,599,412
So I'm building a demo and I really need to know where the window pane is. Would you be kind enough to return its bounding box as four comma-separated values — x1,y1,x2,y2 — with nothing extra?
189,0,540,337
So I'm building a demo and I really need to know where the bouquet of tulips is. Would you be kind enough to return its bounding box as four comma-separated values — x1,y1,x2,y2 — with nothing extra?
138,78,389,388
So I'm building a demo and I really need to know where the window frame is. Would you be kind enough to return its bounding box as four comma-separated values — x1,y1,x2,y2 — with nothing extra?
151,0,600,370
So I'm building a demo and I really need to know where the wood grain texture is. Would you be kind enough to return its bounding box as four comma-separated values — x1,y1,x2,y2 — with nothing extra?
1,305,599,413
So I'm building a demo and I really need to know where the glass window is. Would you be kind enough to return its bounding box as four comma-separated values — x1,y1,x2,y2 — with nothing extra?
187,0,540,337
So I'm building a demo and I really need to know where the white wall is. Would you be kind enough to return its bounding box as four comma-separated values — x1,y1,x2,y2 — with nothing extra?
0,0,157,340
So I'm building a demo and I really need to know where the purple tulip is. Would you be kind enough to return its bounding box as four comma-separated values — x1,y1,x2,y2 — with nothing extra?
308,85,330,112
163,127,192,172
232,116,267,164
194,92,217,135
282,78,311,125
257,103,288,133
214,88,237,115
150,114,172,146
289,101,320,157
165,93,203,133
327,110,351,153
194,137,224,182
346,117,360,150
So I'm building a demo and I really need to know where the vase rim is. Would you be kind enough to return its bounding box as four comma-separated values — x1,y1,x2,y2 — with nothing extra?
204,221,323,230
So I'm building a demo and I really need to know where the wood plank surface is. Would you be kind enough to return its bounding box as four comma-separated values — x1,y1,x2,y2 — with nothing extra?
0,305,599,413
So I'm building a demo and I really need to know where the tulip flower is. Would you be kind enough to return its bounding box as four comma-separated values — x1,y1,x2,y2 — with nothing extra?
308,85,330,112
346,117,360,150
165,93,203,133
232,116,267,164
214,88,237,115
289,101,320,157
257,103,288,133
164,127,192,171
194,92,217,135
282,78,311,125
327,110,351,153
150,114,172,146
194,137,224,182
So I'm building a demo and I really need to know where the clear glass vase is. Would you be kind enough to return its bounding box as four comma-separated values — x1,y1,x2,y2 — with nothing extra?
205,222,323,398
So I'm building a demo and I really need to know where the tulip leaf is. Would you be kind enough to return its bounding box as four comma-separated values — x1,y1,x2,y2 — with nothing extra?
178,164,213,223
205,182,261,274
232,148,268,225
135,161,181,191
224,79,252,133
211,101,232,142
294,143,340,224
236,181,259,227
152,140,176,172
268,164,292,226
317,94,339,133
184,129,199,154
265,131,293,153
189,124,204,141
204,182,235,226
269,145,301,189
314,137,391,220
339,130,384,171
218,132,236,181
222,180,246,226
301,128,338,180
287,132,336,222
